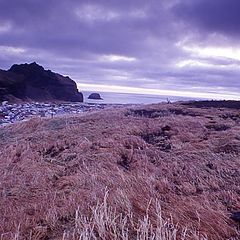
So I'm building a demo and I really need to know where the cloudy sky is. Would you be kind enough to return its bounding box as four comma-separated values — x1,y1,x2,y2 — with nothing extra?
0,0,240,99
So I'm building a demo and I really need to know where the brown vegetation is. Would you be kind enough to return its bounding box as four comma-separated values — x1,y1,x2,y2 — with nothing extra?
0,102,239,239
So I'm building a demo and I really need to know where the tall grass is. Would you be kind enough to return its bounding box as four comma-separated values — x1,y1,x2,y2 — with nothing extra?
62,192,207,240
0,103,239,239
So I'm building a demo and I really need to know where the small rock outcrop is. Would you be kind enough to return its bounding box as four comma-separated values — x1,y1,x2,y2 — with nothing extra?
0,62,83,102
88,93,103,100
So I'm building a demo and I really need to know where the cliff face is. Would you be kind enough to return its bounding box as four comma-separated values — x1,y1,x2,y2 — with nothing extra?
0,62,83,102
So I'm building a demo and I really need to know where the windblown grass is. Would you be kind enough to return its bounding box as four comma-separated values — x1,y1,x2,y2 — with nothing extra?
63,192,207,240
0,102,239,239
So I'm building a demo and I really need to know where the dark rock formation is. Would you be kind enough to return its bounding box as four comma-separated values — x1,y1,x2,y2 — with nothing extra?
0,62,83,102
88,93,103,100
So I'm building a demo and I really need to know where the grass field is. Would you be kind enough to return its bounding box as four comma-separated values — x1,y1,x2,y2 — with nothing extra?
0,102,239,239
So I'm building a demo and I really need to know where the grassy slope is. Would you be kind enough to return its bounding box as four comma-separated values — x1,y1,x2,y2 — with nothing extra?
0,103,239,239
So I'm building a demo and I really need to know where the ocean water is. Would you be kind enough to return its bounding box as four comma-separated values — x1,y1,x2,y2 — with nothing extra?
82,91,203,105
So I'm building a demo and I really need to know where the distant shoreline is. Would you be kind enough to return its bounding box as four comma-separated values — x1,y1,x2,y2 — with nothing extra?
0,102,130,126
1,100,240,126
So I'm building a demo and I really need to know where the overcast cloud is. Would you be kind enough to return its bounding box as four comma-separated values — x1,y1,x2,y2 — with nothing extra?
0,0,240,99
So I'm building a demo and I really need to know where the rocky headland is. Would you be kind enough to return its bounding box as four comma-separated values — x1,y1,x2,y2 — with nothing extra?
0,62,83,103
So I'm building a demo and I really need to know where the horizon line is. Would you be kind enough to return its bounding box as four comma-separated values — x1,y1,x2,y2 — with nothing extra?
77,83,240,101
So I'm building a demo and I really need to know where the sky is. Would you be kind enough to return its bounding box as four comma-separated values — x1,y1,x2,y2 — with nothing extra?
0,0,240,100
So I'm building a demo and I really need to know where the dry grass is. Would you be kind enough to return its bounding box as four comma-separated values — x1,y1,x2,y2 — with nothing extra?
0,102,239,239
62,192,207,240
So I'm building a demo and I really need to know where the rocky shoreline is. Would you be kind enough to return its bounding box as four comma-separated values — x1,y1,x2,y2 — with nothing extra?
0,102,127,126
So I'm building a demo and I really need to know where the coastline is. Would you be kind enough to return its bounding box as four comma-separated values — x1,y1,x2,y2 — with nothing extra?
0,101,131,126
82,91,204,105
1,99,240,126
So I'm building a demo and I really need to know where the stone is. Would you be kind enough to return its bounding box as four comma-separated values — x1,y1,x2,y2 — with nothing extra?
1,101,8,106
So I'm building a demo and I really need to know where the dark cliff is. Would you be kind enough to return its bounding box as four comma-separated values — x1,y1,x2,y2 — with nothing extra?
0,62,83,102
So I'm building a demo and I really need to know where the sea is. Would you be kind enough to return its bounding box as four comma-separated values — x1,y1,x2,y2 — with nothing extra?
82,91,204,105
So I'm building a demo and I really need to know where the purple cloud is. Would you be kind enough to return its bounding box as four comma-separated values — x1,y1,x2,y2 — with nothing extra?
174,0,240,37
0,0,239,99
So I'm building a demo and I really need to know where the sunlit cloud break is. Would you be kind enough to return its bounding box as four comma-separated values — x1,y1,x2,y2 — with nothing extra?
0,46,26,55
77,83,240,101
182,45,240,62
100,55,136,62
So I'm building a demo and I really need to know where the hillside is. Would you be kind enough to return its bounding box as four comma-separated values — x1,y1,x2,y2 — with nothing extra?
0,62,83,102
0,102,239,239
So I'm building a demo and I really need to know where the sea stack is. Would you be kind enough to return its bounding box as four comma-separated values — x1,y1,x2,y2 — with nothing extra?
88,93,103,100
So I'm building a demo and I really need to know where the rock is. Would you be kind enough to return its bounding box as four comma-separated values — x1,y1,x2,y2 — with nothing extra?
1,101,8,106
0,62,83,102
88,93,103,100
231,212,240,222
